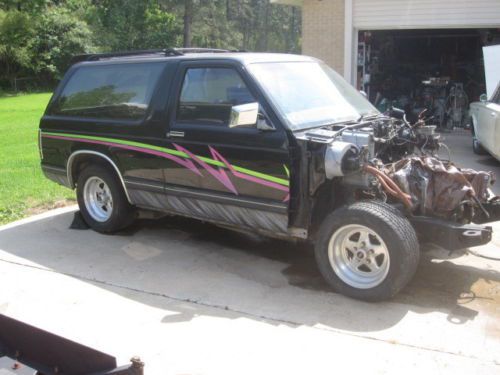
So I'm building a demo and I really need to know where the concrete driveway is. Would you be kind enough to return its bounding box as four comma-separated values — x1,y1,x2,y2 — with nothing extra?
0,132,499,374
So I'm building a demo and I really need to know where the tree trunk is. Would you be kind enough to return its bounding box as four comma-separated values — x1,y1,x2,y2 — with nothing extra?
183,0,193,47
289,7,297,53
263,1,269,51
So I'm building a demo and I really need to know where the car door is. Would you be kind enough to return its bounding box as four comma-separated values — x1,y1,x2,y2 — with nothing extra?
475,85,500,155
160,60,291,233
488,85,500,157
472,100,489,149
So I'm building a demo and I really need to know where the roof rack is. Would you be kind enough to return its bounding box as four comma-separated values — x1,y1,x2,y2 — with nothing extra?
175,48,231,54
70,47,237,64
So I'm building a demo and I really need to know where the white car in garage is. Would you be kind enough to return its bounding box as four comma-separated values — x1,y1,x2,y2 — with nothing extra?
470,82,500,159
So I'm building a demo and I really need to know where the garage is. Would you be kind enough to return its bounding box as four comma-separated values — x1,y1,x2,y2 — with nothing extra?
357,28,500,127
351,0,500,128
272,0,500,128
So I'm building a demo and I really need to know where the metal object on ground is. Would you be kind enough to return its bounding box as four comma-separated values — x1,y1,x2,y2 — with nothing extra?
0,314,144,375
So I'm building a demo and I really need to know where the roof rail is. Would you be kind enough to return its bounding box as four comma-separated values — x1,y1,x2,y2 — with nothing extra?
175,48,230,54
70,47,240,64
70,48,182,64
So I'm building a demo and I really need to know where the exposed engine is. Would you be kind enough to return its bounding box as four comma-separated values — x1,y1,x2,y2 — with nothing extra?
299,109,499,225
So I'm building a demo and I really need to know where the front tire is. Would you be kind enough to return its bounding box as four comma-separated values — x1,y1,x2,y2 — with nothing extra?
315,201,419,301
76,165,135,233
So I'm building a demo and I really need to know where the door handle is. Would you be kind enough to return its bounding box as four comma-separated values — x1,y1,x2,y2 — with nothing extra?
166,131,185,138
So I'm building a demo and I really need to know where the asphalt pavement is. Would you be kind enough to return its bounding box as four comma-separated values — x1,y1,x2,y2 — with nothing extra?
0,130,499,374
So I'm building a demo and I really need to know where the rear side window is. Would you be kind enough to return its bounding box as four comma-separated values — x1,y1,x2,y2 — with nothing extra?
51,62,164,120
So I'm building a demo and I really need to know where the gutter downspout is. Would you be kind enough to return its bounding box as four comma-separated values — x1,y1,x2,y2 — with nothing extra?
344,0,354,85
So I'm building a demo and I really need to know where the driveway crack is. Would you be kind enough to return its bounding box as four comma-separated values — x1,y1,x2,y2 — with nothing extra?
0,257,498,366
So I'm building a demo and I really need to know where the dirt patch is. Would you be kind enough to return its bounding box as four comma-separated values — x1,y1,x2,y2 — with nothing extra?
25,199,76,216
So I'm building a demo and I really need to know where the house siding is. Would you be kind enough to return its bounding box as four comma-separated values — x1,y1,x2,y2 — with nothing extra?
302,0,345,74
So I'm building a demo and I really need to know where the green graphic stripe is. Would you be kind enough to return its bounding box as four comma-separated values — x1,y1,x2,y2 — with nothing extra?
43,131,289,187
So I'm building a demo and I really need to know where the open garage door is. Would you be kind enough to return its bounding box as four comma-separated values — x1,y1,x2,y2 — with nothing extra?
356,28,500,129
350,0,500,129
353,0,500,30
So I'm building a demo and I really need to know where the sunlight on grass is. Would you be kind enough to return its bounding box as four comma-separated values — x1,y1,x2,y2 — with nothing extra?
0,93,75,224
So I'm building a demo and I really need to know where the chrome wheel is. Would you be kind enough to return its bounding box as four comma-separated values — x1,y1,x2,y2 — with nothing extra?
83,176,113,222
328,224,390,289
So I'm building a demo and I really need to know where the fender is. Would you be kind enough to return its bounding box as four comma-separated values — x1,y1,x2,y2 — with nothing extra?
66,150,132,203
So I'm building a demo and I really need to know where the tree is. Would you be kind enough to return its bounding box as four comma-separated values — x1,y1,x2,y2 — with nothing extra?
27,7,94,82
0,0,302,90
92,0,178,51
0,0,47,12
183,0,193,47
0,10,33,85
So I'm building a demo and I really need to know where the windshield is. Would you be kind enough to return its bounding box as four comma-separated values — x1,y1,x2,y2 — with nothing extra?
248,61,378,130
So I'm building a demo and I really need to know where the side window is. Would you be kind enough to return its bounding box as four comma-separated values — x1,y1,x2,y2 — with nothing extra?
177,67,255,125
51,62,164,120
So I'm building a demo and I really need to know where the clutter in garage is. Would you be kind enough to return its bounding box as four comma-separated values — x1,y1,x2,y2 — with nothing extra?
357,28,500,129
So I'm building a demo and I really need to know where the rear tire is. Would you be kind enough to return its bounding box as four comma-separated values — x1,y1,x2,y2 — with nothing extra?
472,136,488,155
314,201,419,301
76,165,135,233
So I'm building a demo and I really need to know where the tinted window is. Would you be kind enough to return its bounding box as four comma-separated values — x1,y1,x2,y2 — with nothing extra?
52,62,164,120
177,67,255,125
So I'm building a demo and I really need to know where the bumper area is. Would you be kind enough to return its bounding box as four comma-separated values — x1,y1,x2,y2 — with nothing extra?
41,164,71,188
410,216,492,250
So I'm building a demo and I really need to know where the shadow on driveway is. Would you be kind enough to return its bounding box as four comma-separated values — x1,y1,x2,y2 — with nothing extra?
0,209,498,336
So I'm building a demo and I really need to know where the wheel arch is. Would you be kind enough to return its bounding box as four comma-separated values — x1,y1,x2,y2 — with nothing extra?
308,180,341,240
470,110,479,137
67,150,132,203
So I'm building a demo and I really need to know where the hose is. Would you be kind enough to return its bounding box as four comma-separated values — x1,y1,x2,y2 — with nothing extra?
364,165,413,210
466,249,500,261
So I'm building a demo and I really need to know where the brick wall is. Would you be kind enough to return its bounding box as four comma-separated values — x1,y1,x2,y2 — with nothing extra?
302,0,345,75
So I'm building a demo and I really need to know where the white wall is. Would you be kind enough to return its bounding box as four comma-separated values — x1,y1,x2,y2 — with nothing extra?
353,0,500,30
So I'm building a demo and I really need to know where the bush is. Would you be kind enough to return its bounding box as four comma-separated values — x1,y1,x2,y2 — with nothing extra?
0,10,33,86
28,7,95,83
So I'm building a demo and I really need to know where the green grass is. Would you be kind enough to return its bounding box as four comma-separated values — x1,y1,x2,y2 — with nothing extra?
0,93,75,224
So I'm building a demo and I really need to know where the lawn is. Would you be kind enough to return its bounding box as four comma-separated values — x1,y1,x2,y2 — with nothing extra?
0,93,75,225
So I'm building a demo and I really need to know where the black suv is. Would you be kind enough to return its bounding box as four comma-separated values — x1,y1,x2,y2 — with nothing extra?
39,48,497,301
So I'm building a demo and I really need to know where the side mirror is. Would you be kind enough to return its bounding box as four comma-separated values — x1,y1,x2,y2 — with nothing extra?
229,102,259,128
480,93,488,103
257,116,275,131
359,90,368,98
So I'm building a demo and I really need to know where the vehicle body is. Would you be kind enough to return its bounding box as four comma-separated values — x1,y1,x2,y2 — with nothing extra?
470,82,500,158
39,48,499,301
470,45,500,158
0,314,143,375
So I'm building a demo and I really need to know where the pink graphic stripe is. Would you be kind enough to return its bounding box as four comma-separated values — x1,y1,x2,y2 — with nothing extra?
43,134,201,175
43,134,289,197
208,146,289,193
173,143,238,194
